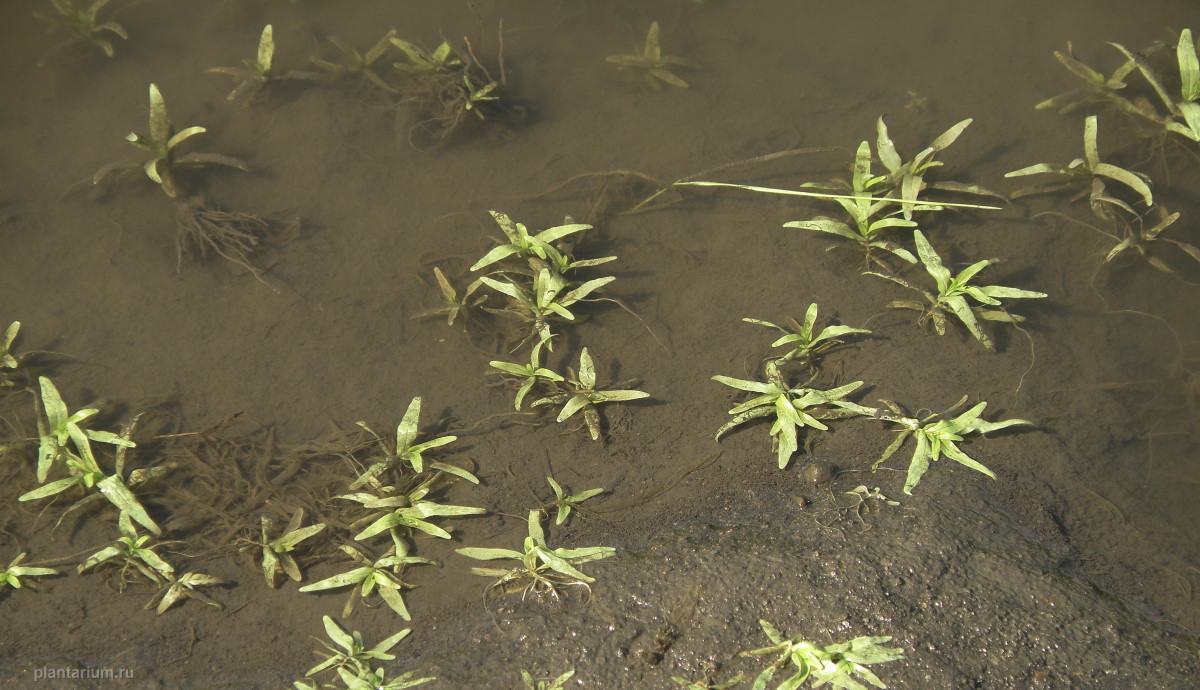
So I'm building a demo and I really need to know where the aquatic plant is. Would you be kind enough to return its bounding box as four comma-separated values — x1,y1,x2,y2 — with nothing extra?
740,620,904,690
78,512,177,587
412,266,485,328
713,361,874,469
304,616,416,681
530,347,649,441
310,30,399,94
470,210,593,273
34,0,127,65
488,334,564,411
743,303,872,369
239,510,326,588
92,84,249,199
456,510,615,601
866,231,1046,352
783,141,921,266
872,396,1033,494
298,544,436,620
145,571,226,614
0,552,58,592
1035,41,1140,115
480,269,614,350
350,396,476,489
1102,206,1200,273
606,21,700,90
541,476,604,526
207,24,323,102
20,380,163,535
1006,115,1153,220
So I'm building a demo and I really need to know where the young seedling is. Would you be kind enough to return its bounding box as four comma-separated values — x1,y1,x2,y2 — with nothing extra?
1006,115,1153,220
339,481,485,548
872,396,1033,494
530,347,649,441
1102,207,1200,273
78,512,176,588
305,615,412,680
0,553,59,592
350,396,474,489
489,334,564,410
413,267,485,327
541,476,604,526
713,361,875,469
866,230,1047,352
606,21,700,90
875,116,1004,220
206,25,323,102
145,572,226,614
92,83,249,199
521,669,575,690
310,30,399,95
481,269,615,350
391,38,462,75
299,544,436,620
470,210,593,273
240,509,326,588
740,620,904,690
456,510,615,602
784,141,921,267
1035,41,1140,115
34,0,127,65
743,303,871,369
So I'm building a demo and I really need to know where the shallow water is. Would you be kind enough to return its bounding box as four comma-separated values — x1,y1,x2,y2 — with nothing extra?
2,1,1199,688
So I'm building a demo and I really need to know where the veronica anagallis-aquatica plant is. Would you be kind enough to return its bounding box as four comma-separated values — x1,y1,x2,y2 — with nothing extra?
349,396,477,490
1005,115,1153,220
530,347,649,441
872,396,1033,495
92,84,248,199
866,230,1046,352
488,334,564,411
207,24,323,102
78,511,177,588
743,302,871,370
337,473,485,554
299,544,436,620
20,380,162,536
238,509,326,588
456,510,615,602
740,620,904,690
1,552,59,592
713,361,875,469
302,615,432,688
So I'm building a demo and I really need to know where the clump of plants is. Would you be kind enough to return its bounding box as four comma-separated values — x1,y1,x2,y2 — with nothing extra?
740,620,905,689
18,378,163,536
606,21,700,90
309,30,400,96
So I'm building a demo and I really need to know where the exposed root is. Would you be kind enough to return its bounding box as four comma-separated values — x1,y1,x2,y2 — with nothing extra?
174,196,290,290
